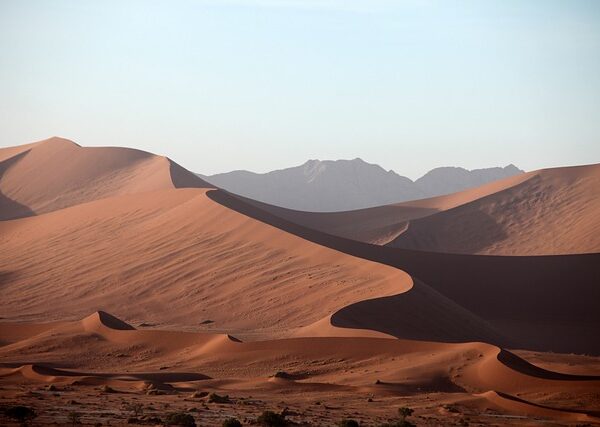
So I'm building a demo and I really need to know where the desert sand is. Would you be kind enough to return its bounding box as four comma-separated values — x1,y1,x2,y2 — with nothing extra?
247,165,600,255
1,138,599,426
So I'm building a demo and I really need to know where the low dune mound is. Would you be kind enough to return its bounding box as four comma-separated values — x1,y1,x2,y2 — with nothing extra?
0,137,210,220
387,164,600,255
82,311,136,332
469,391,598,423
244,171,534,244
2,314,599,422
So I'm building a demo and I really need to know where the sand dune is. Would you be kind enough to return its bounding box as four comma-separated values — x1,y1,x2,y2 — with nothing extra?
0,185,411,337
0,186,508,345
1,312,598,423
0,137,210,220
208,189,600,354
1,139,599,425
251,164,600,256
388,164,600,255
240,171,534,244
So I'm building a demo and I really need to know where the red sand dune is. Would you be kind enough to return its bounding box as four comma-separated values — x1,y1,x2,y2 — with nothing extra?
0,137,210,220
1,313,599,423
0,185,506,344
208,189,600,354
1,139,599,425
249,165,600,256
387,164,600,255
239,171,534,245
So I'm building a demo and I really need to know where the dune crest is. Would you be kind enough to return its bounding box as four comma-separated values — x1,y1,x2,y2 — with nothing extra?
81,311,136,332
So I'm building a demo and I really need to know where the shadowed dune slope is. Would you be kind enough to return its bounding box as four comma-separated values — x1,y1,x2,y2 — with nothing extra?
0,137,210,219
239,171,534,244
206,190,600,354
388,164,600,255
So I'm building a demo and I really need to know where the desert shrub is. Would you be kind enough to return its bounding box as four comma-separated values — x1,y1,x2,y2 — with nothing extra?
257,410,287,426
222,418,243,427
4,406,37,425
68,411,82,426
165,412,196,426
443,404,459,413
208,392,231,404
126,402,144,417
339,419,360,427
398,407,413,421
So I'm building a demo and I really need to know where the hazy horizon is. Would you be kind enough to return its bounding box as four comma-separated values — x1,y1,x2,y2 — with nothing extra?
1,0,599,179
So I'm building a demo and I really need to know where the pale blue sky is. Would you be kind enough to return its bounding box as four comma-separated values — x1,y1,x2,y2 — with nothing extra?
1,0,599,178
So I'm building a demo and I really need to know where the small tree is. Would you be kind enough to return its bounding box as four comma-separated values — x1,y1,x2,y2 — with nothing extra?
126,402,144,417
68,411,82,426
398,407,414,424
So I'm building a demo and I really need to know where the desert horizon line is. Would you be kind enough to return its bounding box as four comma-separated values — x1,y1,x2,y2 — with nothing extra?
6,135,600,181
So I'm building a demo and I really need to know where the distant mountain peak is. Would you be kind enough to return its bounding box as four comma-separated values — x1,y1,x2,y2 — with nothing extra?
202,159,523,212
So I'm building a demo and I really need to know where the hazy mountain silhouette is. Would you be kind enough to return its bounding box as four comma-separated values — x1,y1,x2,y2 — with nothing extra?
200,159,523,212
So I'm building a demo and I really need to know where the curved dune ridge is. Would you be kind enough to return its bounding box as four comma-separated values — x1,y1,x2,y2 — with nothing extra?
0,184,503,344
1,312,599,422
205,189,600,354
0,136,211,220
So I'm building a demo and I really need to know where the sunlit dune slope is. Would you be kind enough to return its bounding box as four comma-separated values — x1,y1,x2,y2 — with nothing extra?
241,171,534,244
388,164,600,255
0,137,210,220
